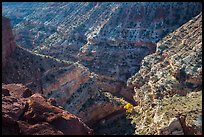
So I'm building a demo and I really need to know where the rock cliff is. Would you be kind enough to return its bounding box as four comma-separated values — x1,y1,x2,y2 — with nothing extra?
127,12,202,135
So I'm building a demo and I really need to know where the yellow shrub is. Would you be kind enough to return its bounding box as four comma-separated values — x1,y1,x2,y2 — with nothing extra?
124,103,134,113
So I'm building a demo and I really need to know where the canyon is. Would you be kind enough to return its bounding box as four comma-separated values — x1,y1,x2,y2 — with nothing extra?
2,2,202,135
2,16,127,135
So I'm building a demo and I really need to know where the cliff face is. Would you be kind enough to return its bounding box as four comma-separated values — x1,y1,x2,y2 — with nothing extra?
2,46,125,127
127,12,202,135
2,17,17,68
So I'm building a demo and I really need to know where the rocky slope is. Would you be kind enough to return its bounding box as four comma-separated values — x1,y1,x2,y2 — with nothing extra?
3,2,202,48
2,16,128,134
2,83,93,135
2,3,202,101
127,12,202,135
2,45,126,128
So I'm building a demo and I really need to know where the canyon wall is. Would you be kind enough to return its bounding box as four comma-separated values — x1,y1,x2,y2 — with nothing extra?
2,2,202,135
3,2,202,103
127,12,202,135
3,2,202,72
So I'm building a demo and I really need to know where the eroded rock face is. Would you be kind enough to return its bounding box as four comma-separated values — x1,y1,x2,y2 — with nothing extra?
2,84,93,135
3,2,202,49
2,16,17,68
3,51,124,126
2,3,202,102
127,13,202,135
2,15,125,129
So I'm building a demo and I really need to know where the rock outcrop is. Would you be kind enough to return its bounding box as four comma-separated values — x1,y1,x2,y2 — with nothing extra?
2,16,17,68
2,83,93,135
127,12,202,135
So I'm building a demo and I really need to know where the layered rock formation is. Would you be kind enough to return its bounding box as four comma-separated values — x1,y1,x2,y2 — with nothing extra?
2,16,126,134
2,2,202,135
2,83,93,135
3,2,202,104
2,45,125,127
127,12,202,135
3,2,202,48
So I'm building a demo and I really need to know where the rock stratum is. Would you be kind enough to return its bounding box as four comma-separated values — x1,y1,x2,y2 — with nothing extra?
2,2,202,135
127,12,202,135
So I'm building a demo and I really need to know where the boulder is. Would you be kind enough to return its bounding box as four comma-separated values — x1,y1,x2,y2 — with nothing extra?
2,84,93,135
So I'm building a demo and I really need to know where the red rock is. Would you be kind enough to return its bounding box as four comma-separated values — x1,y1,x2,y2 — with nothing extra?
2,96,26,121
17,121,64,135
2,87,10,96
2,84,93,135
2,95,25,135
2,115,20,135
2,83,32,98
47,98,57,106
24,93,93,135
